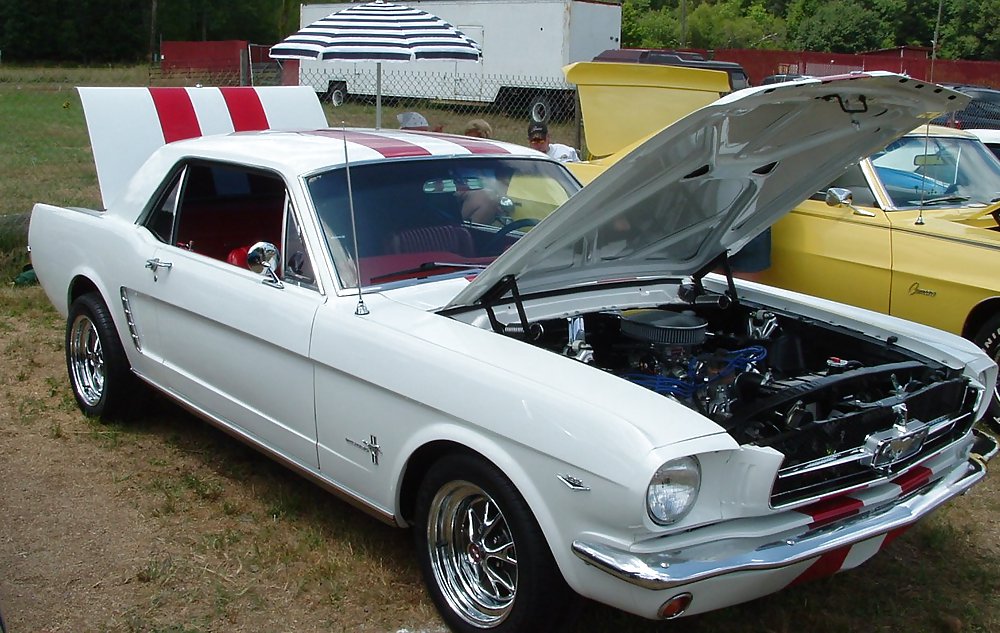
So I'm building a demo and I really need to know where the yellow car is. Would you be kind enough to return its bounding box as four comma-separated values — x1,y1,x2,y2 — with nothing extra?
564,65,1000,427
758,125,1000,358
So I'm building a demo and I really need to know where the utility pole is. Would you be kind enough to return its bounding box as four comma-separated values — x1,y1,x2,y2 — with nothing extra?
149,0,158,62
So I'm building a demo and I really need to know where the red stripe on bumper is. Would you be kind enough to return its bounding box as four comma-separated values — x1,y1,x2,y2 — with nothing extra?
892,466,933,496
803,496,865,528
880,525,912,549
219,87,269,131
789,546,851,587
149,88,201,143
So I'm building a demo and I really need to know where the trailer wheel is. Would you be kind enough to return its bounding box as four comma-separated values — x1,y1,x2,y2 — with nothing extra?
529,93,552,123
323,81,348,106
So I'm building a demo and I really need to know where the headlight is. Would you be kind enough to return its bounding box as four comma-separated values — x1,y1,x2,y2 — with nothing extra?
646,456,701,525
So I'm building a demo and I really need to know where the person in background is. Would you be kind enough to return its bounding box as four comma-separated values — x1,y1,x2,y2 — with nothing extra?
527,121,580,162
464,119,492,139
397,111,443,132
728,228,771,281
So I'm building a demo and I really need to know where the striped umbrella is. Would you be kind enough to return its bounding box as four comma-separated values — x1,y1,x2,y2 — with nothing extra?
270,0,483,128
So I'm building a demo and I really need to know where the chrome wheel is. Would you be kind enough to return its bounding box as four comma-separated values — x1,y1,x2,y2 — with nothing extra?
68,313,105,408
427,480,518,628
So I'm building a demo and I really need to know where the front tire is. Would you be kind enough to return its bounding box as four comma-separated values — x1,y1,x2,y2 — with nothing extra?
66,292,140,421
414,453,575,633
973,314,1000,432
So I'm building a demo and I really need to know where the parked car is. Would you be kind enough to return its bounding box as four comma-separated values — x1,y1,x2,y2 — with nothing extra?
592,48,750,91
755,124,1000,428
29,79,996,632
759,73,813,85
969,128,1000,160
931,84,1000,130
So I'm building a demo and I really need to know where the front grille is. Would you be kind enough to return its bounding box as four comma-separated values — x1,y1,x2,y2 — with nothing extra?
769,380,978,507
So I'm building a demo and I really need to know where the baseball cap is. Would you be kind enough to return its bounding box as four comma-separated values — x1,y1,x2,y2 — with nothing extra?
397,111,430,129
527,121,548,140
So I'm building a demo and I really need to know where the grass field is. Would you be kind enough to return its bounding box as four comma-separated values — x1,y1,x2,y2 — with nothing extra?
0,66,998,633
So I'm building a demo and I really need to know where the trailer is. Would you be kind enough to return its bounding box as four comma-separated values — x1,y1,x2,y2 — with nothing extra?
294,0,622,121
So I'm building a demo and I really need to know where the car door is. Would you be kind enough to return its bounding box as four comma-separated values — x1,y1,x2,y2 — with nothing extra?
134,161,325,468
760,163,893,313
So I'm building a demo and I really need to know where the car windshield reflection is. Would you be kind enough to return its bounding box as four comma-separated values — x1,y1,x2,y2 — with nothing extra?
870,135,1000,208
305,157,580,289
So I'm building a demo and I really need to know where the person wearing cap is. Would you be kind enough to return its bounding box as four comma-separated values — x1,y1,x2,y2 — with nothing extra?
527,121,580,162
464,119,492,139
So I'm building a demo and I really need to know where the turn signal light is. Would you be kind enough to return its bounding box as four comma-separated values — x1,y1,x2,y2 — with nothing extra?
657,592,693,619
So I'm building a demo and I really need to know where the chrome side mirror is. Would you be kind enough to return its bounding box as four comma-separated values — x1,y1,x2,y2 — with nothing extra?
825,187,875,217
246,241,284,288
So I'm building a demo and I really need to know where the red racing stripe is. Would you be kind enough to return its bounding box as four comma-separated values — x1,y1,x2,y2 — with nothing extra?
880,525,912,549
789,546,852,587
892,466,933,496
219,87,269,131
307,130,433,158
802,496,865,528
444,136,512,155
149,88,201,143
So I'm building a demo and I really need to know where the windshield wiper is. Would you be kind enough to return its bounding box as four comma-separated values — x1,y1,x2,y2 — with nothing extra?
370,261,487,284
920,195,970,205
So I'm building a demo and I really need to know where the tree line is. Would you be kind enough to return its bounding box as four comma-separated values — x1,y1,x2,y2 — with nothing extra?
0,0,997,64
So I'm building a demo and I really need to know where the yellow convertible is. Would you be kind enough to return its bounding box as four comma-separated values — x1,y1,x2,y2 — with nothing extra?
564,64,1000,426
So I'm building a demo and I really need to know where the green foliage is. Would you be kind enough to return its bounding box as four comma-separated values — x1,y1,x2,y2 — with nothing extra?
787,0,889,53
0,0,291,63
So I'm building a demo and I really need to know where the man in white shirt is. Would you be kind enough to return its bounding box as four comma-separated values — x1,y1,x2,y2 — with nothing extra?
527,121,580,162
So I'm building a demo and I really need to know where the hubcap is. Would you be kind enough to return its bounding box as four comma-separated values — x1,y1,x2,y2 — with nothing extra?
427,480,517,628
69,314,105,407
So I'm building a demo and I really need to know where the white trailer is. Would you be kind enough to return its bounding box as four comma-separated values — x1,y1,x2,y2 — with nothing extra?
294,0,622,121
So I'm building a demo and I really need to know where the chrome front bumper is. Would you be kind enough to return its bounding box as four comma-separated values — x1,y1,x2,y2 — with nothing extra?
573,433,995,591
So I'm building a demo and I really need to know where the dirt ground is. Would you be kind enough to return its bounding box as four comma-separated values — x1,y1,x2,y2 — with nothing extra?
0,285,997,633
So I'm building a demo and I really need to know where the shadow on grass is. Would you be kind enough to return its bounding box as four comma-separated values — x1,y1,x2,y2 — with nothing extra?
112,393,998,633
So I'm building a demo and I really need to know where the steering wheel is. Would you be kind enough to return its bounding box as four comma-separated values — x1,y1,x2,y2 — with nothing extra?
487,218,540,254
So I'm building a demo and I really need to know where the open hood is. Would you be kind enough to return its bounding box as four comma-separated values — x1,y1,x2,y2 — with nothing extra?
445,73,966,311
564,61,732,159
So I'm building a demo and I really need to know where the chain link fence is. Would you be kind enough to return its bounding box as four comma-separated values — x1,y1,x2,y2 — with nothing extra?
147,63,586,149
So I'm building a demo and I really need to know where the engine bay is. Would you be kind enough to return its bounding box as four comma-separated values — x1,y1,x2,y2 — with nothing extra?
508,289,976,483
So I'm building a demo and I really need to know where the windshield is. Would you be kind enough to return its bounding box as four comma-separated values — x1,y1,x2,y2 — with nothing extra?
869,134,1000,209
305,157,580,289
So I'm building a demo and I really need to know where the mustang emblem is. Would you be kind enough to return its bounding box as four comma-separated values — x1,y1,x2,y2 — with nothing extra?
862,404,929,473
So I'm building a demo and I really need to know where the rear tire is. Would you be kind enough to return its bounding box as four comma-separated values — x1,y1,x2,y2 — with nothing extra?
65,292,141,421
413,453,576,633
973,314,1000,432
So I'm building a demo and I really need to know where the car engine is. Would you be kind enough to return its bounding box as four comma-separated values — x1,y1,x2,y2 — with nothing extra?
513,293,979,504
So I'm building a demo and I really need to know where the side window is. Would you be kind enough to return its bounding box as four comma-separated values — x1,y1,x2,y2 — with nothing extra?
282,200,318,290
150,162,287,266
144,170,183,243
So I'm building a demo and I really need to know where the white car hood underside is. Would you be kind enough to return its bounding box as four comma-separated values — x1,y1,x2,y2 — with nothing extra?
446,73,965,310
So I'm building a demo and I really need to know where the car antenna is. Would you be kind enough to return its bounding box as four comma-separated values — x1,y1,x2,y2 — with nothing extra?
916,0,946,227
342,123,369,316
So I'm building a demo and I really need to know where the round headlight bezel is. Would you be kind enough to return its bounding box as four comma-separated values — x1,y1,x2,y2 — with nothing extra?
646,456,701,526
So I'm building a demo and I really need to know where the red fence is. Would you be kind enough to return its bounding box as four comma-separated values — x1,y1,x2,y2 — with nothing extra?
702,48,1000,88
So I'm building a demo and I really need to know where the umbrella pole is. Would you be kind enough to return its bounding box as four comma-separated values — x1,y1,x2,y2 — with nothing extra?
376,62,382,129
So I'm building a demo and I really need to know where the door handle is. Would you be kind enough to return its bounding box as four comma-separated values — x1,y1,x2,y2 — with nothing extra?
145,258,173,281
